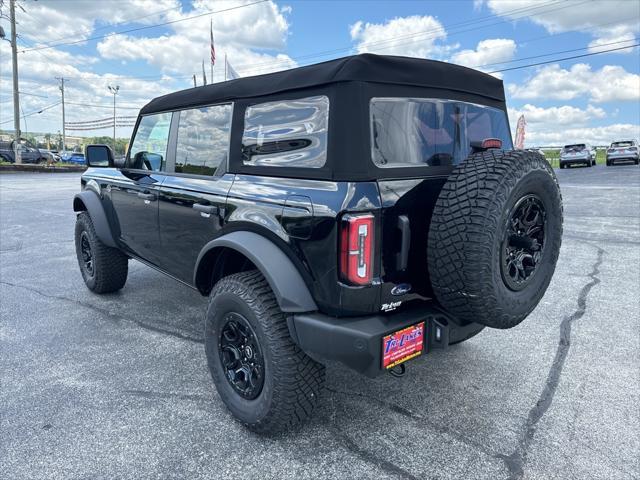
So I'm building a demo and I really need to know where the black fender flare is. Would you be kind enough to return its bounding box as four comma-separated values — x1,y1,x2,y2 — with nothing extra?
195,231,318,313
73,191,118,248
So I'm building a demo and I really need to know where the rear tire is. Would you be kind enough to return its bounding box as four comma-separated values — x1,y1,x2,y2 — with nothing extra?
74,212,128,293
205,270,325,433
427,150,563,329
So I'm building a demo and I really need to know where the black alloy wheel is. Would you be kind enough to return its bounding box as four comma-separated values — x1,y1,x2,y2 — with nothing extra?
501,194,546,291
79,231,95,277
218,312,265,400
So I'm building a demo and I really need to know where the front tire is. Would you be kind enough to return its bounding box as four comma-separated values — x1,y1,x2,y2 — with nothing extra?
74,212,128,293
205,270,325,433
427,150,563,329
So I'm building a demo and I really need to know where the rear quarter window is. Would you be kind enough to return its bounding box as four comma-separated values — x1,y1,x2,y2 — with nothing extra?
242,95,329,168
370,98,512,168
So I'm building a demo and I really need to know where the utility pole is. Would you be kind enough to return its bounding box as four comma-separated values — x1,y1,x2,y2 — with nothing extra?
56,77,66,152
9,0,21,163
108,85,119,153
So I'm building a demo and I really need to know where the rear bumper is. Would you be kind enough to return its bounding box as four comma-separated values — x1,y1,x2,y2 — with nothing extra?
560,156,590,165
607,153,639,162
288,304,484,377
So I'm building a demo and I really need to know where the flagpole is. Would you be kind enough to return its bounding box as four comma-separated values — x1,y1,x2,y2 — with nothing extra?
210,18,214,83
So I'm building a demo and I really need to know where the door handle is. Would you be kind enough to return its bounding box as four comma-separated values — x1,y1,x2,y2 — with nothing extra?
137,192,156,201
193,203,219,215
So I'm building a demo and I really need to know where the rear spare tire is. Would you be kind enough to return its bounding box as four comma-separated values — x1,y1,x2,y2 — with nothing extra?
427,150,562,329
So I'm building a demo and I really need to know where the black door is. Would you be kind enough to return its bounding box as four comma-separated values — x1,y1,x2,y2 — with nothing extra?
157,103,234,283
111,111,173,264
158,174,234,283
110,170,165,264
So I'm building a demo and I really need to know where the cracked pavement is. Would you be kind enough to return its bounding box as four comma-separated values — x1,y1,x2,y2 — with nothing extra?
1,166,639,479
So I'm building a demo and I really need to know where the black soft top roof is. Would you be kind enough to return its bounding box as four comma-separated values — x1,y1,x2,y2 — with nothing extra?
141,53,505,115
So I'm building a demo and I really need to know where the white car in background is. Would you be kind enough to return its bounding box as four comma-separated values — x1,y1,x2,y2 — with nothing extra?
606,140,639,166
559,143,596,169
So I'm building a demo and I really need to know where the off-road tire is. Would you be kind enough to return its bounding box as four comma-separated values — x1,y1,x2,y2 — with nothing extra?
205,270,325,433
74,212,128,293
427,150,563,329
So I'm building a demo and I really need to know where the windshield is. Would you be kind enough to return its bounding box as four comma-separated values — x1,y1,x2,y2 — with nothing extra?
370,98,512,168
611,141,633,148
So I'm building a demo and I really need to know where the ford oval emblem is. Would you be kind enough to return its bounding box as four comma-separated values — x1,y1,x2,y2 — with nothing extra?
391,283,412,296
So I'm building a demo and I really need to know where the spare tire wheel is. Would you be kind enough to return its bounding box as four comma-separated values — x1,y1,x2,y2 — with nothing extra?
427,150,563,329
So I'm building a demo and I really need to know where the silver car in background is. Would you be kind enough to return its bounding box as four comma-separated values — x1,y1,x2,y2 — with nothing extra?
559,143,596,169
606,140,639,166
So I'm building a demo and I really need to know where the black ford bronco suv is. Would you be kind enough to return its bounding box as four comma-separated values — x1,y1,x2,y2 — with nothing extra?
74,54,562,433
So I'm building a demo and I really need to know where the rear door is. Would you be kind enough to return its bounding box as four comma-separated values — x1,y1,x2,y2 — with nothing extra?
370,98,513,308
157,103,234,284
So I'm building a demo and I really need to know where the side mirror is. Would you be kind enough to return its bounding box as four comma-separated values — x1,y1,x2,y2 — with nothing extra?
85,144,114,168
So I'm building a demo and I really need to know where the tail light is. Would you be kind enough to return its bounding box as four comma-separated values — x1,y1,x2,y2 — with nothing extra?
481,138,502,149
608,148,614,153
340,214,374,285
630,147,638,151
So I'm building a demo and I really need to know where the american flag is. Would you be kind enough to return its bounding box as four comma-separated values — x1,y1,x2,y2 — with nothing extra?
210,19,216,66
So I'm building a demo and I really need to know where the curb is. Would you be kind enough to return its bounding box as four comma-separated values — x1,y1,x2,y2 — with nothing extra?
0,164,86,173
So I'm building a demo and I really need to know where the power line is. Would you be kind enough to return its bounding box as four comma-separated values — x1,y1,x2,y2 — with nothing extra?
476,37,639,69
0,101,61,125
31,4,184,47
238,0,587,75
65,100,142,110
488,43,640,73
19,0,268,53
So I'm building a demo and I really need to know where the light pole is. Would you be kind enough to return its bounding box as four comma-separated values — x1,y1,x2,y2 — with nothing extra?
108,85,119,153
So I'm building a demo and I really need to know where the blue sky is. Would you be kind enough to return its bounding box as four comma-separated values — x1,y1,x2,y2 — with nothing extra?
1,0,638,146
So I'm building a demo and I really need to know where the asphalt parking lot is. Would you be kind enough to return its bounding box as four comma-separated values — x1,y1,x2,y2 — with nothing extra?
1,164,639,480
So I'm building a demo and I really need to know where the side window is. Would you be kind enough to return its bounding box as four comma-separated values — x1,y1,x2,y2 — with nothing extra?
128,112,171,171
242,95,329,168
175,104,232,176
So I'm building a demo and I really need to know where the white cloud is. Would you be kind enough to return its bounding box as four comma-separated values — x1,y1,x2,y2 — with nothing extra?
521,123,640,147
96,0,295,80
349,15,456,59
0,0,297,136
588,28,637,54
0,41,176,137
14,0,180,46
477,0,639,54
508,63,640,103
450,38,517,69
508,104,606,128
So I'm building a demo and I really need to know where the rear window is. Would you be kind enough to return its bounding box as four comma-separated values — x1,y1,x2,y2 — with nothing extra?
563,144,586,151
370,98,512,168
611,141,634,147
242,95,329,168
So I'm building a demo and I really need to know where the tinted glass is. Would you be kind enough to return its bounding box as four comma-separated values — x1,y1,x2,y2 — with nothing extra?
128,112,171,171
370,98,513,168
563,144,586,151
175,104,232,176
612,141,633,147
242,95,329,168
86,146,110,167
